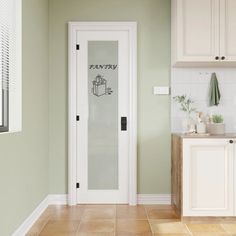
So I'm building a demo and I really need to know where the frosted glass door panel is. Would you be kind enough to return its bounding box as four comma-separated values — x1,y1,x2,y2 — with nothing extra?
88,41,118,190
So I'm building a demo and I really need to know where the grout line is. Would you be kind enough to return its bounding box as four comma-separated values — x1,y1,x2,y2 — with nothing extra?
220,223,232,235
74,204,86,234
144,205,154,235
27,204,235,236
144,204,193,236
33,208,51,235
185,223,193,236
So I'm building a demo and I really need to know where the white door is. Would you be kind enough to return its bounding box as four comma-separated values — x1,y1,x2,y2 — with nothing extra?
220,0,236,62
183,139,234,216
76,30,130,204
176,0,220,62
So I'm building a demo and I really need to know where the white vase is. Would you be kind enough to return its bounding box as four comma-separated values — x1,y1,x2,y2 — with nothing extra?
181,118,188,133
181,114,195,134
196,123,206,134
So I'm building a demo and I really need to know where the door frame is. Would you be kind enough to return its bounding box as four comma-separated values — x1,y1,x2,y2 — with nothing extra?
68,22,137,206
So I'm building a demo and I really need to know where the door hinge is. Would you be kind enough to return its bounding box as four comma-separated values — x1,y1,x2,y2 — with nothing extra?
76,115,80,121
121,117,127,131
76,183,80,188
76,44,80,50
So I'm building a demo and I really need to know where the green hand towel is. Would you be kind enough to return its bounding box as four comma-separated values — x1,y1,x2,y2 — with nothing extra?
209,72,221,106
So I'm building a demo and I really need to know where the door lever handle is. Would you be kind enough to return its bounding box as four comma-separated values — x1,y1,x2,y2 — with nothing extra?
121,117,127,131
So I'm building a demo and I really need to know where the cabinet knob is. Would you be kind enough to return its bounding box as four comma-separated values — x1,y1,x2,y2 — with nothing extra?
215,56,219,60
229,140,234,144
221,56,226,60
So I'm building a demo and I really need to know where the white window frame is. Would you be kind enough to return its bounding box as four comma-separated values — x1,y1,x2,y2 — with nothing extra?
0,0,22,133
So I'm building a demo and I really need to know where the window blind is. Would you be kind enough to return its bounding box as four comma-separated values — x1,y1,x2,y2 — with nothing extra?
0,0,21,132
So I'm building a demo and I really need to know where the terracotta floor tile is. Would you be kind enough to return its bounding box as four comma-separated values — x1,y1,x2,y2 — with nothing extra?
48,204,85,210
46,205,70,212
82,205,115,220
145,205,174,210
116,219,152,235
116,233,152,236
116,205,147,219
191,233,229,236
26,217,50,236
153,234,190,236
84,204,116,209
26,204,235,236
26,221,48,235
39,220,80,236
221,223,236,234
48,205,85,220
77,220,115,233
146,208,178,219
149,219,181,223
39,209,54,219
40,233,76,236
150,220,189,234
186,224,226,233
76,233,114,236
42,205,78,217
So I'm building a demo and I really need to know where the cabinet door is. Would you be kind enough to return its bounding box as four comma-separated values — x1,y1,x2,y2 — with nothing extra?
183,139,234,216
220,0,236,62
175,0,220,63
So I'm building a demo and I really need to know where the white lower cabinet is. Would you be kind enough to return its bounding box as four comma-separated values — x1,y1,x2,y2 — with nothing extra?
183,139,234,216
172,135,236,217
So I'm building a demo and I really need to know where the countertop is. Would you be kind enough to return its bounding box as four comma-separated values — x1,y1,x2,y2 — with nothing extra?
172,133,236,139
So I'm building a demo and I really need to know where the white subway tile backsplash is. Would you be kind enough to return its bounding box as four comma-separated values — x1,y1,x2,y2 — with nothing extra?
171,116,183,133
220,84,236,100
171,68,236,132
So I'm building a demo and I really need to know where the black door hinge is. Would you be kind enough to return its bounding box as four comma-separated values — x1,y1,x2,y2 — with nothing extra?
76,183,80,188
76,44,80,50
76,115,80,121
121,117,127,131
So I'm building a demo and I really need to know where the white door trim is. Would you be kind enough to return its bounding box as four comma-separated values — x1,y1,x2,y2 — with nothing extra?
68,22,137,206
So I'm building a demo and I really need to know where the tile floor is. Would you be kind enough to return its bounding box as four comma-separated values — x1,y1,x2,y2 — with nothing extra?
26,205,236,236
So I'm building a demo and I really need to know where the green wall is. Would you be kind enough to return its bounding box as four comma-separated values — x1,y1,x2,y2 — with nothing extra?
0,0,49,235
49,0,171,194
0,0,171,234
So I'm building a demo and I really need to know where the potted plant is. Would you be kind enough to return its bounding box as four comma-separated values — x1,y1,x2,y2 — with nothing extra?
173,95,196,133
209,114,225,135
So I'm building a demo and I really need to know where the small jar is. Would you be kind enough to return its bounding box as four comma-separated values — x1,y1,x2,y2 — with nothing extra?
196,122,206,134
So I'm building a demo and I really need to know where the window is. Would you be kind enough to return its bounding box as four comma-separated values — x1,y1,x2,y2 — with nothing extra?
0,0,21,133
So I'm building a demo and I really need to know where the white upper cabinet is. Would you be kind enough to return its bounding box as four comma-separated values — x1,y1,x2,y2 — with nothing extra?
220,0,236,62
172,0,236,66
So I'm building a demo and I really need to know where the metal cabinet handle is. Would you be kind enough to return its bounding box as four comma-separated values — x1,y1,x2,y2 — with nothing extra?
229,140,234,144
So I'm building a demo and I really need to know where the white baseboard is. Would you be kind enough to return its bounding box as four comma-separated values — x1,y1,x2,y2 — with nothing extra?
47,194,170,205
137,194,171,205
12,194,68,236
12,193,170,235
12,196,49,236
48,194,68,205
